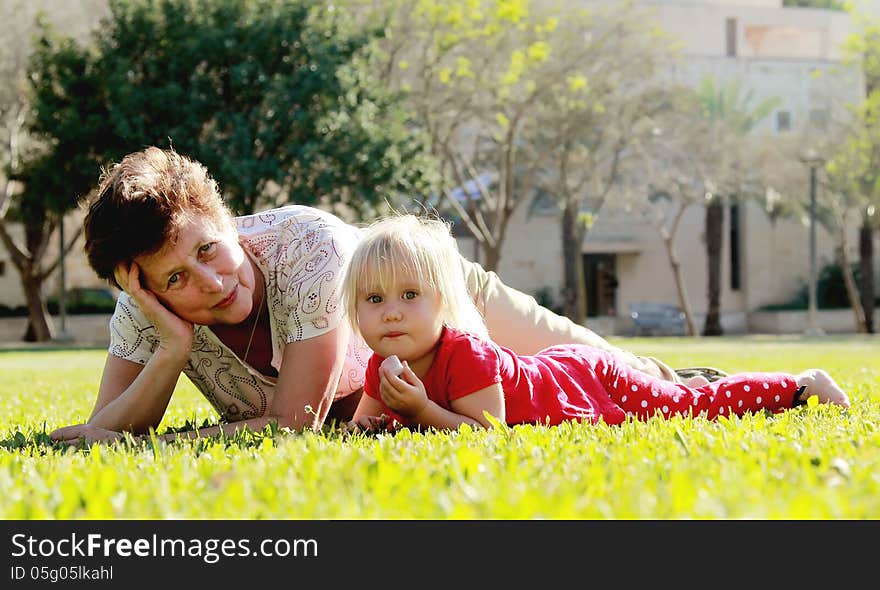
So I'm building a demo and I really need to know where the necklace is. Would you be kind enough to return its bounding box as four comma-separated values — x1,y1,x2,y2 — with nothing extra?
243,285,265,365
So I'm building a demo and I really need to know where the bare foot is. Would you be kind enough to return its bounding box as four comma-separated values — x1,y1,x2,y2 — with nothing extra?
685,375,710,388
795,369,850,408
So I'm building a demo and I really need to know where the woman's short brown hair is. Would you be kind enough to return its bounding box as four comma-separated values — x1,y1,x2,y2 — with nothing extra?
84,147,233,288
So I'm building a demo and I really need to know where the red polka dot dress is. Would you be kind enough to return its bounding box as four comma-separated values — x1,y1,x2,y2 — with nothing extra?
364,328,806,428
591,351,803,422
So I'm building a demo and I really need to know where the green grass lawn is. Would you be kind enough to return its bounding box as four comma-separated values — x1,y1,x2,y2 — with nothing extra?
0,335,877,519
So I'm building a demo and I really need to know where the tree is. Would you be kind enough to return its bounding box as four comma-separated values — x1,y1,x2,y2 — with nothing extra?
14,0,434,341
360,0,678,323
839,10,880,332
824,94,880,332
363,0,568,271
0,0,108,342
619,88,731,337
693,77,780,336
530,2,677,323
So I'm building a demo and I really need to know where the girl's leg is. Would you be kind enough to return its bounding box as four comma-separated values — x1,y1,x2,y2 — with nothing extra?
589,349,805,420
460,255,681,382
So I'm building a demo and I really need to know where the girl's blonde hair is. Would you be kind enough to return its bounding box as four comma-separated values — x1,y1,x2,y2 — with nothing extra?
343,214,488,339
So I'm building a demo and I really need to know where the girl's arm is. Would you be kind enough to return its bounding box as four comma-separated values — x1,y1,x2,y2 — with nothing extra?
424,383,505,429
380,364,505,430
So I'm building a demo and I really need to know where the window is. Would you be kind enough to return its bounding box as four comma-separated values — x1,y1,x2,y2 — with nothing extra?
726,18,737,57
776,110,791,133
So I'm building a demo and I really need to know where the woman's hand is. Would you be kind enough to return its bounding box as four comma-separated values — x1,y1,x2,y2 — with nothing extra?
378,362,429,420
49,423,125,445
343,414,399,434
115,262,193,357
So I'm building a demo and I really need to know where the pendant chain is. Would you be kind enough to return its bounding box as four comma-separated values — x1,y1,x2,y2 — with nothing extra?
243,285,265,365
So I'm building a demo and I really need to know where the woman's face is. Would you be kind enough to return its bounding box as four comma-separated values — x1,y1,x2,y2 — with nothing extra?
133,216,257,326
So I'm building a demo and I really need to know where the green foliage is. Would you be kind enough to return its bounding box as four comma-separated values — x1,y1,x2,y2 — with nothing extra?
1,338,878,518
760,260,880,310
696,77,781,135
17,0,436,216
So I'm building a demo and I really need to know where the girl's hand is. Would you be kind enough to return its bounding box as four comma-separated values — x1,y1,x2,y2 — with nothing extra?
114,262,194,357
49,423,125,445
378,361,429,420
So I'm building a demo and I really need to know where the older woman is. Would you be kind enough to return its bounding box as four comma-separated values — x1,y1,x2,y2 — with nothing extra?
50,147,690,443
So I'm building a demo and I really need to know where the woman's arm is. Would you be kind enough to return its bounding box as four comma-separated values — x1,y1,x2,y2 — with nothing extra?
269,324,350,431
81,261,195,433
89,350,187,432
52,325,351,444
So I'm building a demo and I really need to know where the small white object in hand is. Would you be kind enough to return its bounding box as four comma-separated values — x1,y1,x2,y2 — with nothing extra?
380,355,405,376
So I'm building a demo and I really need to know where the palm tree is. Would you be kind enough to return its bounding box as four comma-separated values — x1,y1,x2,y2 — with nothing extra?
694,77,780,335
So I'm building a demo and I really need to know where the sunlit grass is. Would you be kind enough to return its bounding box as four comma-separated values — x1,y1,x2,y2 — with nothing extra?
1,335,877,519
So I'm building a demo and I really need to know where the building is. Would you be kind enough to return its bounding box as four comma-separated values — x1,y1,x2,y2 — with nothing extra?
470,0,878,334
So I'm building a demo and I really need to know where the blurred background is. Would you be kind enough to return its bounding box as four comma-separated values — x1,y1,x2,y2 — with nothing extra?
0,0,878,344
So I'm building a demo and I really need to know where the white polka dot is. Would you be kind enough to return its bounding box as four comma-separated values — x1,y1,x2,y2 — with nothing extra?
744,385,751,392
641,400,648,408
622,395,627,403
693,398,699,406
662,405,669,413
774,395,780,402
652,391,659,397
631,384,638,392
709,396,715,403
763,383,770,389
725,390,731,398
719,407,725,414
756,396,762,404
738,400,743,407
673,396,680,403
603,366,608,375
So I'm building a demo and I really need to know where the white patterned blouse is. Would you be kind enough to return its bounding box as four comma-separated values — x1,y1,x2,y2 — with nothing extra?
107,205,373,422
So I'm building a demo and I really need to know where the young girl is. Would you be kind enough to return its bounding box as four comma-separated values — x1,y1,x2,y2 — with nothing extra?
342,214,850,432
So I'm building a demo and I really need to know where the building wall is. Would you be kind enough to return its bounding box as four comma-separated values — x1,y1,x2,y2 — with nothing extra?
484,0,874,331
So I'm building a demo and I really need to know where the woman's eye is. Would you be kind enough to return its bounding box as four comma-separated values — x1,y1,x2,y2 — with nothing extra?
403,290,418,300
199,242,216,254
167,273,181,288
367,295,382,304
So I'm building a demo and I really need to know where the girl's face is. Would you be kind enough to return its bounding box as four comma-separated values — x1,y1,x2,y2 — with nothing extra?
356,272,445,372
134,216,258,326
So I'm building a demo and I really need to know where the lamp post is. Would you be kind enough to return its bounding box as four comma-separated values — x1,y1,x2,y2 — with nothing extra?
799,149,825,337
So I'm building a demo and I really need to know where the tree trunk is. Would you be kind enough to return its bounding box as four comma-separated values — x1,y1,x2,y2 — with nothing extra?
561,202,586,324
21,271,53,342
859,216,875,333
838,233,867,333
662,232,698,337
703,199,724,336
482,244,501,273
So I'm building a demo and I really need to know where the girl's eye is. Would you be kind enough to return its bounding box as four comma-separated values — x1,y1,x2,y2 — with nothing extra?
367,294,382,304
403,290,418,300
